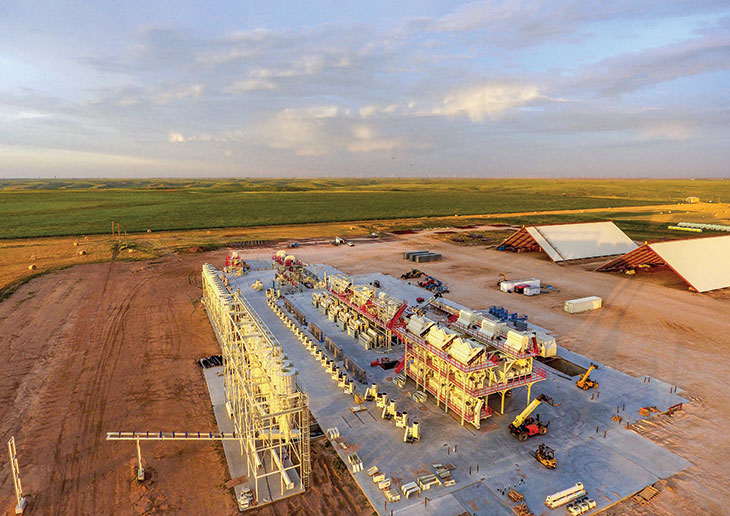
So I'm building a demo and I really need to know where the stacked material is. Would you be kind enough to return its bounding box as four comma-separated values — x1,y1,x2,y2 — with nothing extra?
404,250,442,263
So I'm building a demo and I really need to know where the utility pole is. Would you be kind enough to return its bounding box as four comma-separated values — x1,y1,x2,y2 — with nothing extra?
8,437,27,514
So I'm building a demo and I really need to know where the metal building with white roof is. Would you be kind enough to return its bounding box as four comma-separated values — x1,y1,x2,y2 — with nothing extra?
497,221,638,262
596,235,730,292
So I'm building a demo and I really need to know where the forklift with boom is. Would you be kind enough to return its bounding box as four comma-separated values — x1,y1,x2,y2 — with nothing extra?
508,394,557,441
576,363,599,390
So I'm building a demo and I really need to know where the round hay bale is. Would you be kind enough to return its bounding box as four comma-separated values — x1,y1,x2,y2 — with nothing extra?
84,236,89,240
28,264,37,270
206,230,211,234
30,255,37,261
73,241,78,246
128,249,134,253
78,250,87,256
147,229,152,233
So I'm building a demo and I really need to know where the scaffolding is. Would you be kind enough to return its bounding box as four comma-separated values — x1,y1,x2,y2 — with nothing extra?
202,264,311,505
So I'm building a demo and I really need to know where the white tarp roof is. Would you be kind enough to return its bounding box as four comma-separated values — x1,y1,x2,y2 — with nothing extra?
526,221,638,262
649,235,730,292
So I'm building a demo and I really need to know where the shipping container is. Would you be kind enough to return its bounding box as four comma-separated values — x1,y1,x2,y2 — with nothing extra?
564,296,602,314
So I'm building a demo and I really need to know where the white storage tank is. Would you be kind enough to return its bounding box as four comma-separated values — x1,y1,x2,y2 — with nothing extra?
279,367,298,395
545,482,586,509
564,296,602,314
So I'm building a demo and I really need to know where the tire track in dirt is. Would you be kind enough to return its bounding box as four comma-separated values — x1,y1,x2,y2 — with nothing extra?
45,257,122,514
62,274,152,515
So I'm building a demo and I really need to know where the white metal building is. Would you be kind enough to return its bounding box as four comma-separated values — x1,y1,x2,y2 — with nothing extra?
596,235,730,292
498,221,638,262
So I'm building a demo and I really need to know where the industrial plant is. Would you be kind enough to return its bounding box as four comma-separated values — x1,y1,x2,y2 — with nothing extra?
185,238,691,516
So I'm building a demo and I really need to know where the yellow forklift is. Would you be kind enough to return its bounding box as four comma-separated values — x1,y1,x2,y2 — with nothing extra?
533,443,556,469
576,363,599,390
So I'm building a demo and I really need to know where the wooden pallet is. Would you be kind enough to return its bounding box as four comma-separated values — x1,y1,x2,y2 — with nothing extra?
631,485,660,505
507,487,524,502
511,502,534,516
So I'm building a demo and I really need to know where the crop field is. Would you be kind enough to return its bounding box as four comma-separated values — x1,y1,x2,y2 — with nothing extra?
2,178,729,239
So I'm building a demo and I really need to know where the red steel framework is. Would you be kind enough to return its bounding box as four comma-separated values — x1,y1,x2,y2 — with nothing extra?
328,280,546,427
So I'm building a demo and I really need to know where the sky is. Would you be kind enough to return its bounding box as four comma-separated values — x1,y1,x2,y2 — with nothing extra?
1,1,729,178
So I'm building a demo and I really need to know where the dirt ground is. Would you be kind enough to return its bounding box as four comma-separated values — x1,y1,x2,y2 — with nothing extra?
0,252,372,516
1,226,728,516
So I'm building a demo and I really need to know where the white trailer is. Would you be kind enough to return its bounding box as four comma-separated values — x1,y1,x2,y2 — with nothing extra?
564,296,602,314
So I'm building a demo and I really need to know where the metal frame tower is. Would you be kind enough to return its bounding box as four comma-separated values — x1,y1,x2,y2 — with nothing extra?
202,264,311,502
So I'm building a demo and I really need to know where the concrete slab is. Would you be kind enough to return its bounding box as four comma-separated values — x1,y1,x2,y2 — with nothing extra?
449,481,515,516
224,267,691,516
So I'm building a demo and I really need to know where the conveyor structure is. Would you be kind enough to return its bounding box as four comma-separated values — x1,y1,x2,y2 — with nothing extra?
202,264,311,505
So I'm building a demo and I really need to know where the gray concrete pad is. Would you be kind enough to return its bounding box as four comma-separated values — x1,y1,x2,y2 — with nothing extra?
448,481,515,516
224,267,691,516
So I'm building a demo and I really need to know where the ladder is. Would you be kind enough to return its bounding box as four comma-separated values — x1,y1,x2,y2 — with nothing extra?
301,394,311,490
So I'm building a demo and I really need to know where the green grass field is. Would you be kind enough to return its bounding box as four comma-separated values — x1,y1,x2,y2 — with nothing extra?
1,178,728,239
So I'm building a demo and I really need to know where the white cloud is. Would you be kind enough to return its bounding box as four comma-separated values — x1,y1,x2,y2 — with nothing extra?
359,105,378,118
283,106,340,119
346,139,400,152
155,84,203,104
263,113,332,157
224,79,277,93
351,124,374,140
347,123,402,152
168,132,228,143
194,47,254,65
117,96,140,107
436,84,543,121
